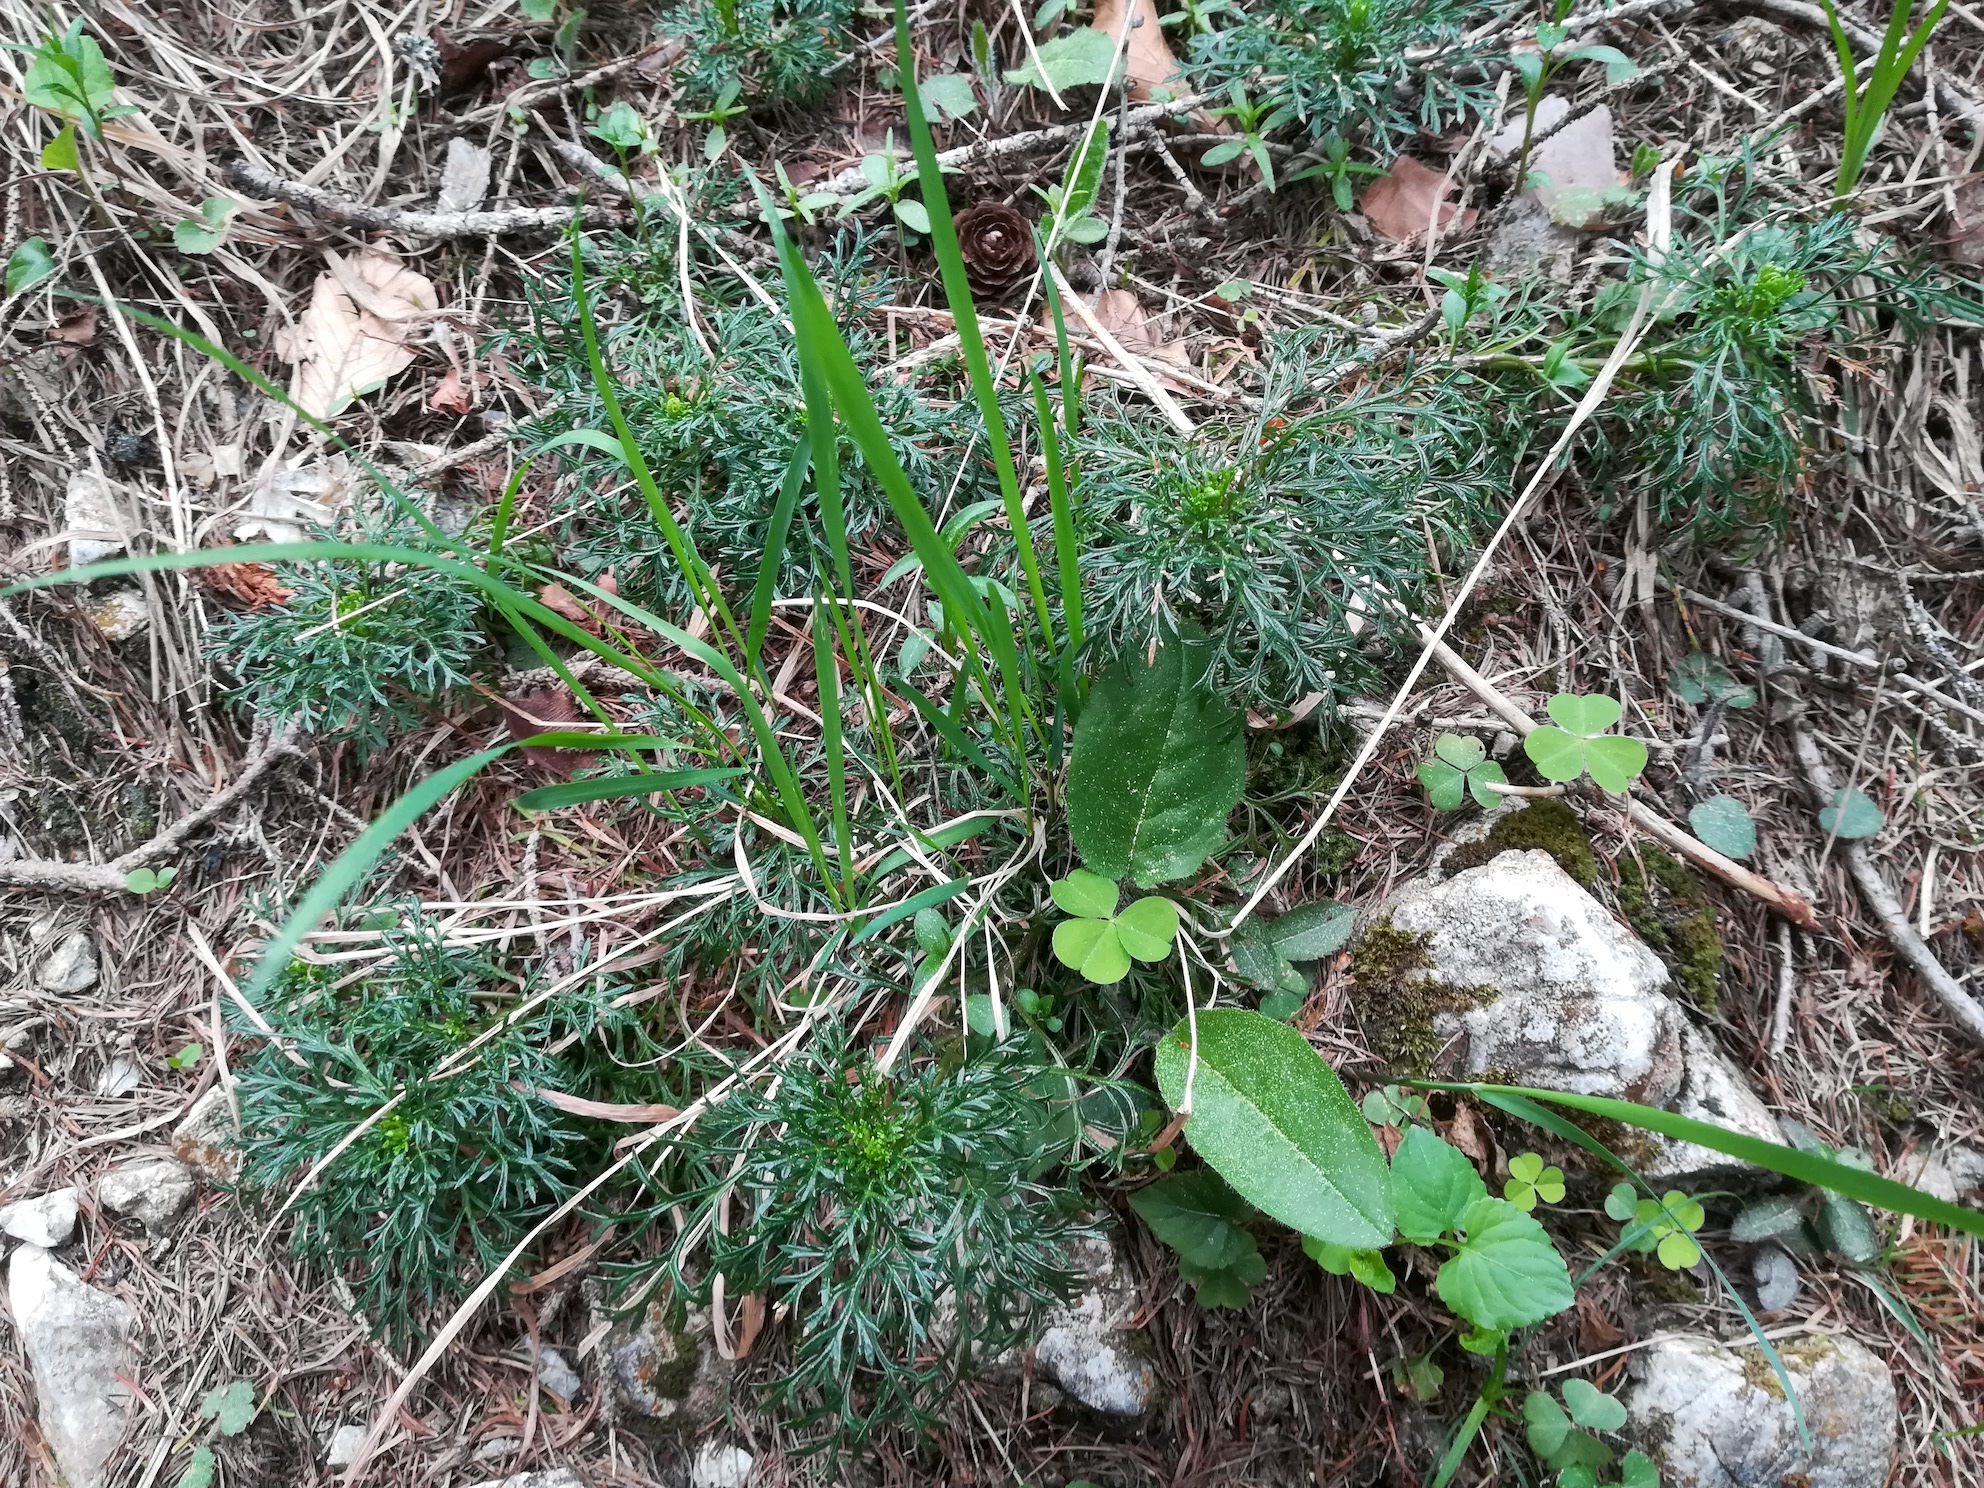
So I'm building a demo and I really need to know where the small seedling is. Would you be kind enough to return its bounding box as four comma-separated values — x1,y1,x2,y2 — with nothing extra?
1524,694,1649,793
1607,1184,1706,1269
1393,1353,1445,1401
1202,82,1294,190
1429,263,1511,336
24,20,136,139
172,198,237,256
1504,1152,1565,1211
176,1379,257,1488
840,131,933,233
125,865,178,894
166,1041,203,1071
1228,899,1353,1002
1290,132,1384,210
1049,869,1179,984
585,99,656,155
683,79,748,160
1361,1084,1429,1127
1508,1,1638,190
1418,732,1507,809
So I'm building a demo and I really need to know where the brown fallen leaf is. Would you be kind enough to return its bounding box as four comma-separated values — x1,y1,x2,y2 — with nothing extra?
48,307,96,345
1087,288,1189,368
201,558,294,609
537,583,599,628
501,685,589,774
1089,0,1184,101
1361,156,1477,243
429,365,477,414
1576,1294,1627,1353
531,1086,680,1123
272,251,438,421
433,28,509,97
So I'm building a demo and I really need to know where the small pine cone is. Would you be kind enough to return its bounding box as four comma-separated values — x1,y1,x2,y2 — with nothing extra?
953,203,1036,298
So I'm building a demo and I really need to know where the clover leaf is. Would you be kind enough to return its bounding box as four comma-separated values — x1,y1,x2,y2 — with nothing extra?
1817,787,1883,840
1562,1378,1627,1431
199,1379,256,1435
1049,870,1178,984
1524,693,1648,793
1689,795,1756,859
1504,1151,1565,1211
1418,732,1508,810
1619,1189,1707,1269
1670,653,1756,709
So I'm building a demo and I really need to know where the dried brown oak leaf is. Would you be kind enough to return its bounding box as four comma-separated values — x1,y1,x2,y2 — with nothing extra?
953,203,1036,296
1089,0,1185,101
1361,156,1475,243
273,250,438,421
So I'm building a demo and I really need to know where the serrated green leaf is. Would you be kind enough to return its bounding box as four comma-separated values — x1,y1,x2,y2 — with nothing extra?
200,1379,256,1435
1583,734,1649,792
1436,1197,1574,1330
1524,725,1587,783
1818,788,1883,840
1524,1390,1571,1458
1003,27,1119,89
1547,693,1622,736
1130,1170,1253,1268
1266,901,1355,961
1690,795,1756,859
1391,1126,1487,1243
1051,868,1119,919
1115,895,1180,961
1434,733,1486,770
1067,629,1244,886
1562,1378,1627,1431
1154,1008,1394,1247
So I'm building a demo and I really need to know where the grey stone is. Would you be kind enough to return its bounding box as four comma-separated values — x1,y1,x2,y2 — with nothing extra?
324,1423,367,1467
606,1298,732,1428
690,1440,756,1488
1751,1247,1799,1312
533,1343,581,1404
465,1473,584,1488
99,1157,196,1231
1382,850,1783,1180
38,931,99,994
1030,1233,1157,1417
1626,1335,1895,1488
0,1187,79,1248
8,1244,137,1488
1897,1142,1984,1203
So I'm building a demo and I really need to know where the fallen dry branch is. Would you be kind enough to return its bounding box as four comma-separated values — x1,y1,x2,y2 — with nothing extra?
225,160,623,240
1424,633,1821,929
0,721,303,895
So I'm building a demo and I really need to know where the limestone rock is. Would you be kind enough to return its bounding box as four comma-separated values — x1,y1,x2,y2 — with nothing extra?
1381,850,1782,1179
1897,1142,1984,1203
690,1439,756,1488
38,931,100,994
1625,1335,1895,1488
532,1343,581,1404
1751,1247,1799,1312
99,1157,196,1231
1030,1232,1157,1417
465,1472,583,1488
324,1423,367,1467
65,471,127,568
1,1187,79,1248
606,1298,732,1429
9,1244,138,1488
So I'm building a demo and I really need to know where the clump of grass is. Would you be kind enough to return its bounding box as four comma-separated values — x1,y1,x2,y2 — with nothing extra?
622,1031,1088,1449
1183,0,1494,152
232,928,599,1346
206,507,486,754
660,0,864,109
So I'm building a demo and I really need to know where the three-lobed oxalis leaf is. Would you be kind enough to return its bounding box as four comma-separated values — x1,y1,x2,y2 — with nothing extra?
1129,1169,1267,1309
1670,653,1756,709
1049,868,1179,984
1817,786,1883,841
1067,628,1245,888
1153,1007,1394,1248
1417,732,1508,810
1523,693,1649,794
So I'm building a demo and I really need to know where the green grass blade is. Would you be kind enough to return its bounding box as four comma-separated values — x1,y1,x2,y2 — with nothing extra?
514,767,745,811
1030,370,1082,656
748,440,809,674
898,677,1021,798
891,0,1052,645
848,876,970,944
813,595,854,899
1038,246,1082,437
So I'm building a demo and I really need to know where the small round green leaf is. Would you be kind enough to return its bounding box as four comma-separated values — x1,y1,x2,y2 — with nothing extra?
1656,1229,1702,1269
1604,1182,1639,1221
894,198,932,234
1562,1378,1627,1431
1051,868,1119,920
1417,757,1467,811
5,237,55,296
1115,895,1180,961
1433,733,1486,770
1547,692,1622,736
1689,795,1756,858
1523,725,1587,783
1583,734,1649,793
1817,787,1883,840
1466,760,1507,808
1620,1450,1660,1488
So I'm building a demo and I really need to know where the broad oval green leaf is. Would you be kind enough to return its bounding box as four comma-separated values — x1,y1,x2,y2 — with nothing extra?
1583,734,1648,792
1390,1126,1487,1243
918,71,978,121
1002,27,1118,90
1435,1196,1574,1330
1523,725,1587,782
1129,1169,1252,1268
1266,901,1355,961
1115,895,1180,961
1689,794,1756,859
1154,1008,1394,1248
5,236,55,295
1051,867,1119,919
1067,630,1244,887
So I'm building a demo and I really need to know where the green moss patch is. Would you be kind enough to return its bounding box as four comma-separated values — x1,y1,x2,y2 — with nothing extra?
1349,918,1495,1075
1614,847,1725,1014
1443,798,1597,888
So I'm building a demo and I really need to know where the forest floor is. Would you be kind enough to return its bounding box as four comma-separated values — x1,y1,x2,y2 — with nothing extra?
0,0,1982,1484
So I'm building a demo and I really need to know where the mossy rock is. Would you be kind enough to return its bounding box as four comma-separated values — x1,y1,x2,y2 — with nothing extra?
1614,847,1724,1014
1347,918,1496,1075
1444,798,1596,888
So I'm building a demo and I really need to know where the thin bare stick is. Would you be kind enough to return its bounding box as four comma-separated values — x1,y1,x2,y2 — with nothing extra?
1048,262,1196,435
226,159,620,238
